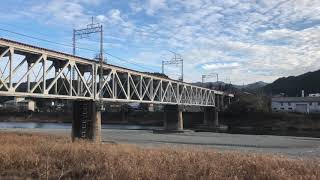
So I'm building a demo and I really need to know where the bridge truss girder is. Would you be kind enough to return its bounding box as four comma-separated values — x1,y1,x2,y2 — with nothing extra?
0,38,232,107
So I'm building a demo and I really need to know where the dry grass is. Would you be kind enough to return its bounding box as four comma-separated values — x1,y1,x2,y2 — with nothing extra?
0,132,319,180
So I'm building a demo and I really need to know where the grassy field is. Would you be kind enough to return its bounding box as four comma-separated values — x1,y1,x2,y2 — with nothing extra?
0,132,319,180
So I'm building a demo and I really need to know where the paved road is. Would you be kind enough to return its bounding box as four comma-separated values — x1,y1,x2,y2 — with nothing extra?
2,127,320,157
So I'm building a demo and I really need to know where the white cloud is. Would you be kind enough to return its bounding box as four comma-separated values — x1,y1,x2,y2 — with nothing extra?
146,0,167,15
128,0,320,83
30,0,85,23
74,0,102,5
19,0,106,27
259,26,320,44
107,9,123,24
5,0,320,84
96,14,107,22
203,62,240,70
19,0,100,27
130,0,168,16
129,0,144,13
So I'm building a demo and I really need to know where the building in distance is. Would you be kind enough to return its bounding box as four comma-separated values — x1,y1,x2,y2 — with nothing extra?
271,96,320,114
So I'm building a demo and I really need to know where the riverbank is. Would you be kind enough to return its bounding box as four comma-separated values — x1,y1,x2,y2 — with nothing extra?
221,111,320,137
0,111,72,123
0,132,320,179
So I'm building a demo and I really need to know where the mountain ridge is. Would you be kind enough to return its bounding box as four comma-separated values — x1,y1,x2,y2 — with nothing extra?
262,69,320,96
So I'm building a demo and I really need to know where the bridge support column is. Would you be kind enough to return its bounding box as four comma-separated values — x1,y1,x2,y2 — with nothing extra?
121,110,128,122
72,100,101,142
220,95,224,110
203,108,208,125
214,109,219,128
163,105,183,131
204,107,219,128
92,109,102,143
216,94,220,111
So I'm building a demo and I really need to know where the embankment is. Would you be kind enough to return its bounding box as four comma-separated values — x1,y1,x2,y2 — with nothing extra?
221,111,320,137
0,111,72,123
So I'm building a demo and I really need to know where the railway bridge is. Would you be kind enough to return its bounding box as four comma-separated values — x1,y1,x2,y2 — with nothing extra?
0,38,233,142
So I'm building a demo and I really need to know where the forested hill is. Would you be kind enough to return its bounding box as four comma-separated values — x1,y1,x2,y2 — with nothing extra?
263,70,320,97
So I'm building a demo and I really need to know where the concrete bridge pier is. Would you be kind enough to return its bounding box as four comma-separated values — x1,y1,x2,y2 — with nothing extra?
220,95,225,110
214,109,219,128
163,105,184,131
72,100,101,142
203,107,219,128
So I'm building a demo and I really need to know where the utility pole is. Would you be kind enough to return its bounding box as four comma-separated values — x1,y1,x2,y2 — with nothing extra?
99,24,104,108
73,17,105,110
202,73,219,86
201,75,205,84
162,51,184,81
181,55,184,82
162,61,164,74
73,29,76,55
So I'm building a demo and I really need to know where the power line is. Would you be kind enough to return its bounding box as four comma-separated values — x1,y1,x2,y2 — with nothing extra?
0,27,158,72
0,28,75,49
1,22,70,39
104,52,157,72
202,73,219,84
0,22,186,66
162,52,184,81
1,21,182,54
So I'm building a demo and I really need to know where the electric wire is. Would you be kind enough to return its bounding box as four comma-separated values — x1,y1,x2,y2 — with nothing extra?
0,27,158,72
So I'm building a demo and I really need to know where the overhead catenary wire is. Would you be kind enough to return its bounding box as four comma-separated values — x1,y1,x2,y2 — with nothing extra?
0,22,187,73
0,27,158,72
2,22,181,58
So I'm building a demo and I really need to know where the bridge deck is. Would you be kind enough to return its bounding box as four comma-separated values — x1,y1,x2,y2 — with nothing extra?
0,38,232,106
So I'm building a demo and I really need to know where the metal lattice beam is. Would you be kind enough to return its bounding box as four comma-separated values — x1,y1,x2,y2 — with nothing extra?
0,38,233,106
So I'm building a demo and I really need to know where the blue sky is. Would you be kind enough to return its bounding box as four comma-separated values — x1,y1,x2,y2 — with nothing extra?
0,0,319,84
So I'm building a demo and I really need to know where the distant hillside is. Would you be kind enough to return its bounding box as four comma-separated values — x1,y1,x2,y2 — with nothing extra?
263,70,320,97
192,81,267,93
233,81,268,91
245,81,269,91
193,81,231,88
192,81,225,88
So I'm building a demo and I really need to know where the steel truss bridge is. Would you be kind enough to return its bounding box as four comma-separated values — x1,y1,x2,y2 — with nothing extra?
0,38,233,106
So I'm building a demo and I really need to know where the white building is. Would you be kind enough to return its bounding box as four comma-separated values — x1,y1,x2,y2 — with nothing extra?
271,97,320,114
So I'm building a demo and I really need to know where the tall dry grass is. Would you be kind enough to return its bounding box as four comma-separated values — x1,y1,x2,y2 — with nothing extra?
0,132,319,180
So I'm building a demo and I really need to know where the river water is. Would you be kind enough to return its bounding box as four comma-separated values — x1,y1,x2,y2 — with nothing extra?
0,122,160,130
2,122,320,157
1,122,320,138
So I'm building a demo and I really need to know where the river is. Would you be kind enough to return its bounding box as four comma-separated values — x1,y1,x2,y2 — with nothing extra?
1,122,320,157
0,122,160,130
